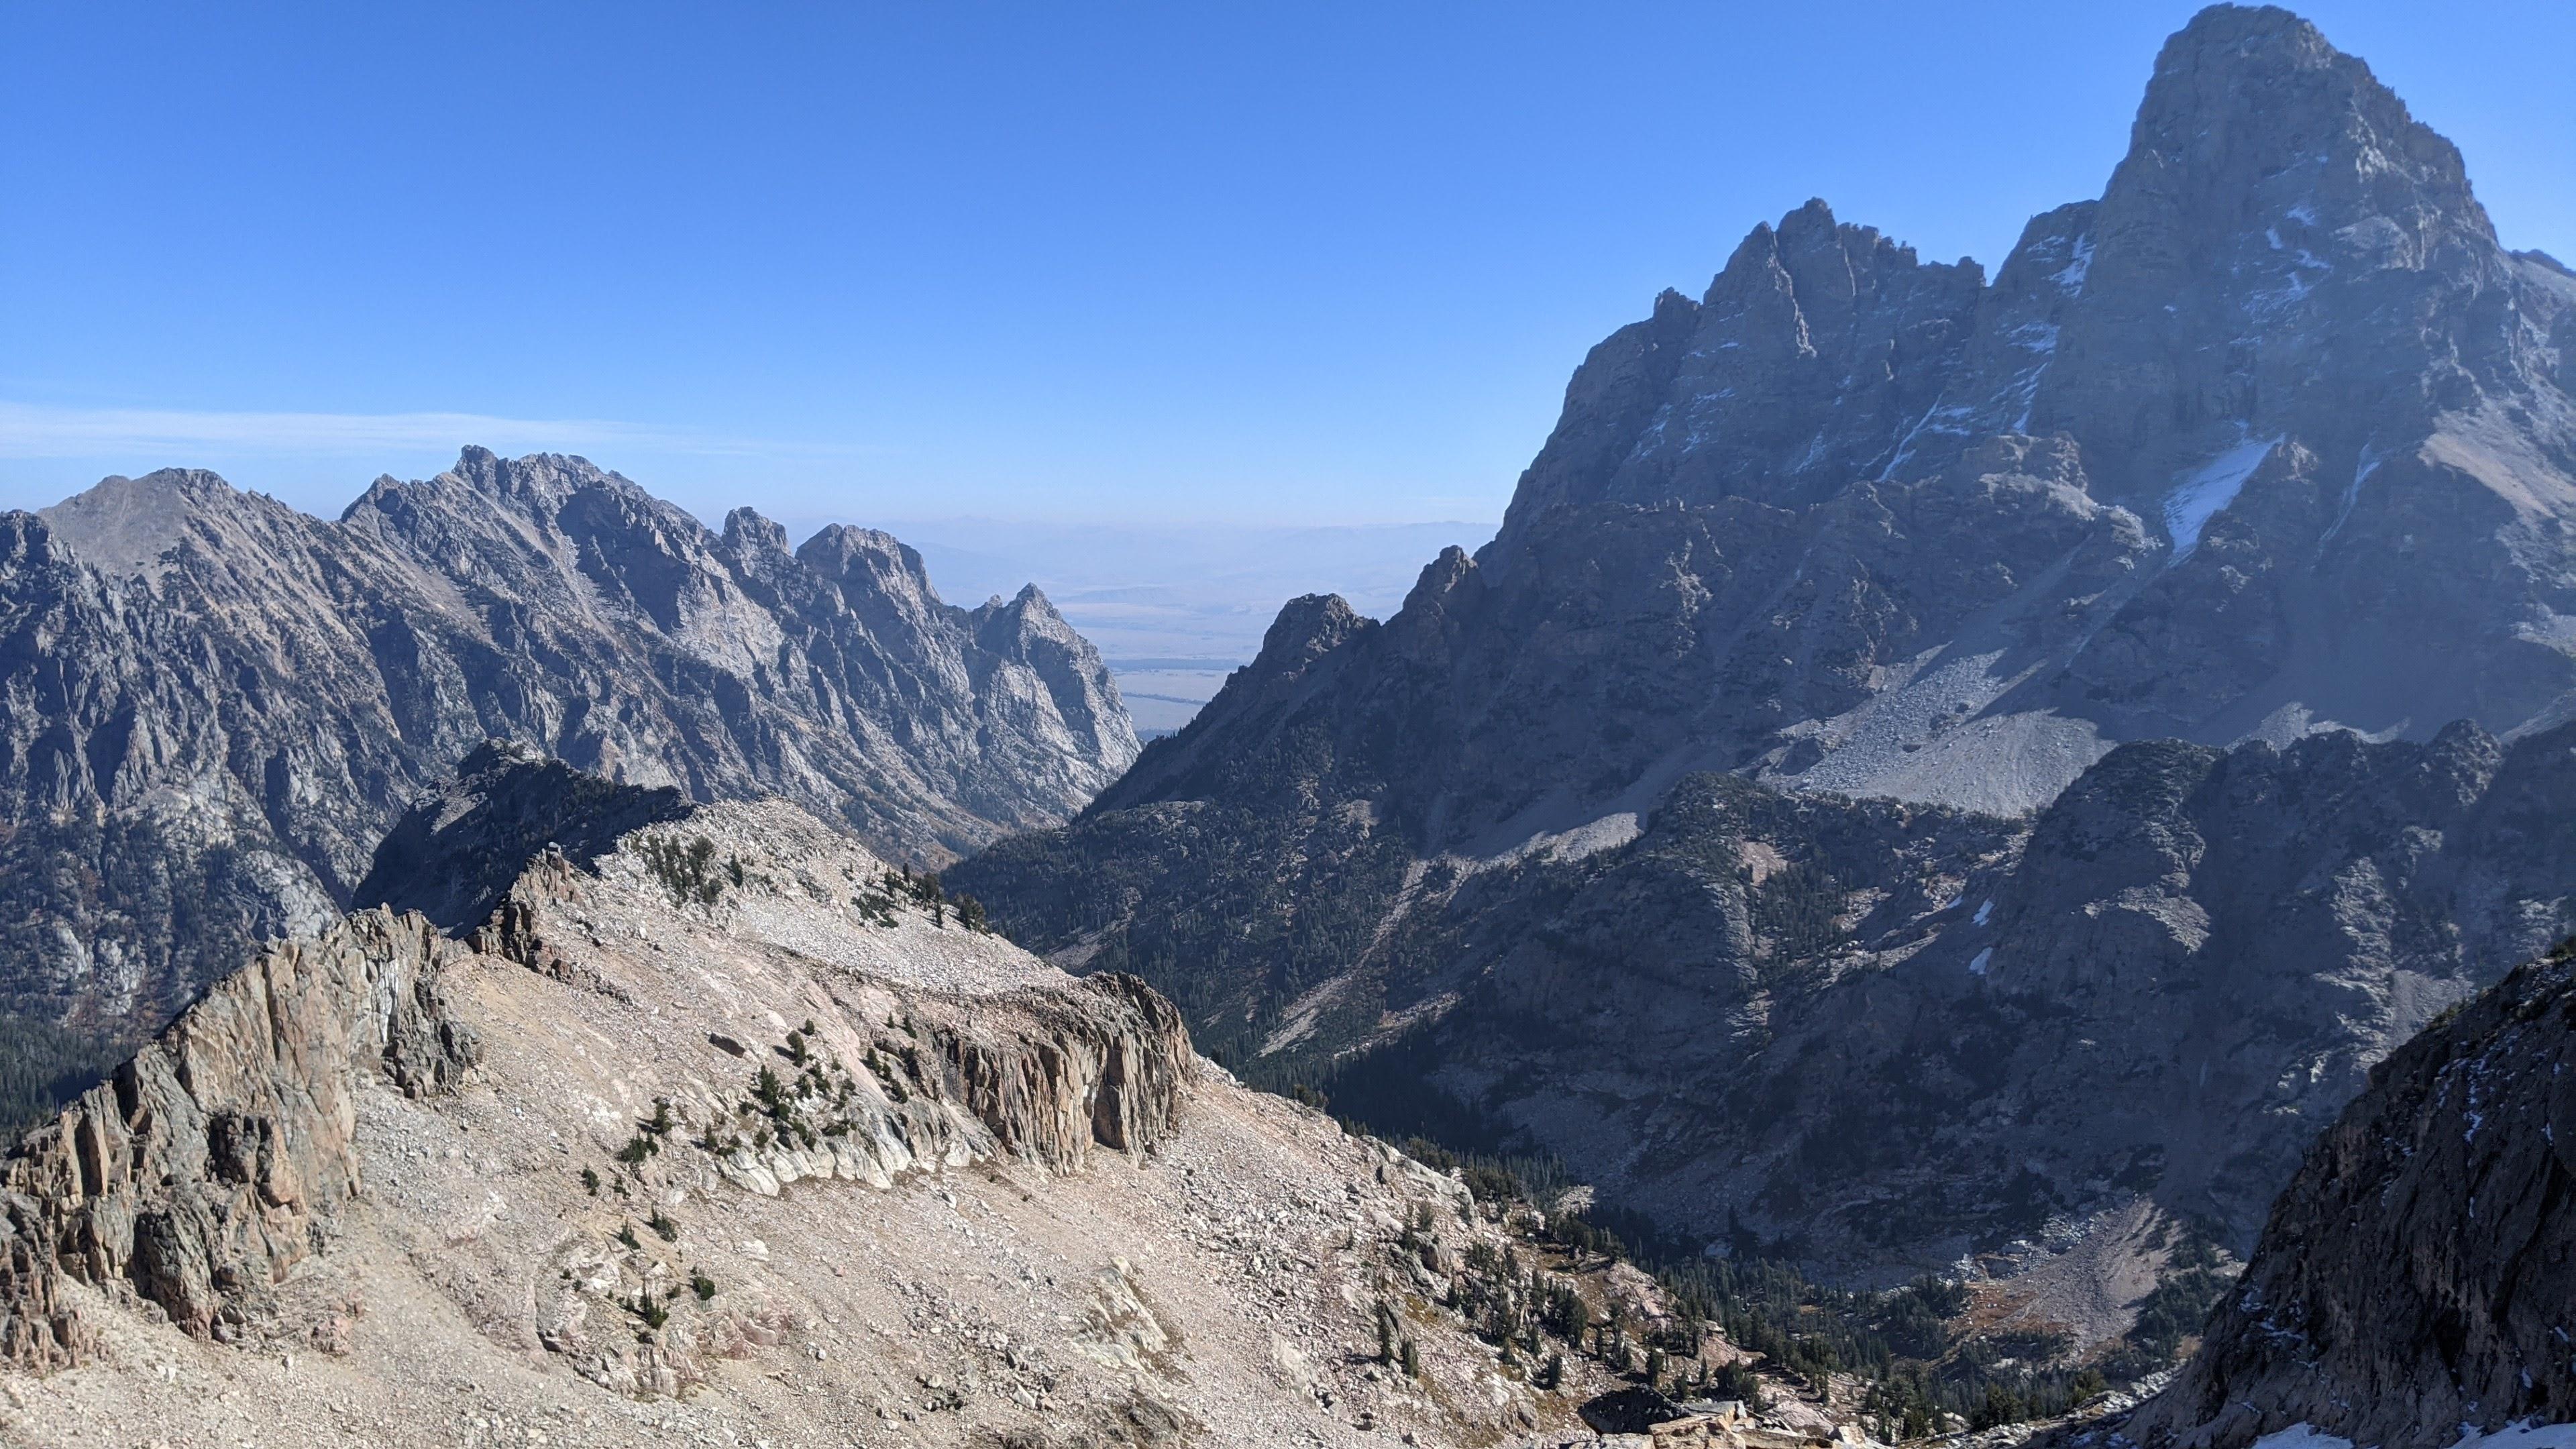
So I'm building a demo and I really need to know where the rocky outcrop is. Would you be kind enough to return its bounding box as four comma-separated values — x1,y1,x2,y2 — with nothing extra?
941,971,1189,1164
0,741,1192,1375
385,741,1194,1185
959,4,2576,1283
0,449,1136,1119
353,738,692,932
2110,941,2576,1449
0,909,476,1367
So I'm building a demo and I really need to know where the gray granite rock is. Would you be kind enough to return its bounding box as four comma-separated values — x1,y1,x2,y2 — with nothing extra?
0,907,474,1366
0,449,1134,1112
959,5,2576,1281
2108,942,2576,1448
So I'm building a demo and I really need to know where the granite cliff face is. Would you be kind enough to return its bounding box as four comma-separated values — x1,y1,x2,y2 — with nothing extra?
0,907,476,1367
0,448,1136,1113
956,3,2576,1299
2105,941,2576,1449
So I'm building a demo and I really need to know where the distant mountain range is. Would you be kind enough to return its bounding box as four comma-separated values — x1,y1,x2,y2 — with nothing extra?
0,447,1136,1121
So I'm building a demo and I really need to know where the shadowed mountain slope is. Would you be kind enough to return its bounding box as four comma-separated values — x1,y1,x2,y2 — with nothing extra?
958,5,2576,1292
2101,939,2576,1449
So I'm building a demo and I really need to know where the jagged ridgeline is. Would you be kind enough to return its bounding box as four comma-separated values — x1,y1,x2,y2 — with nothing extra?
955,1,2576,1286
0,448,1137,1132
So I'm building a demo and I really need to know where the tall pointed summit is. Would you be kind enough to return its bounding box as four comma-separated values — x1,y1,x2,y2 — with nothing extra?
957,3,2576,1278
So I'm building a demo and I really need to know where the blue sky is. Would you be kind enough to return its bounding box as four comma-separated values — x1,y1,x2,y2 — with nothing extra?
3,1,2569,529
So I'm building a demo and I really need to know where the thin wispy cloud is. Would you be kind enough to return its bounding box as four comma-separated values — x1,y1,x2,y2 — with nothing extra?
0,400,871,463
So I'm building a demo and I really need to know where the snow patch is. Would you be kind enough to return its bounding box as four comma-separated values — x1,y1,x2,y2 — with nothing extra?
1875,400,1974,481
2164,435,2280,560
2446,1420,2576,1449
2052,235,2095,295
1968,948,1993,977
2010,321,2059,354
2251,1397,2576,1448
2254,248,2335,315
1973,899,1993,926
2254,1428,2353,1449
2320,443,2383,547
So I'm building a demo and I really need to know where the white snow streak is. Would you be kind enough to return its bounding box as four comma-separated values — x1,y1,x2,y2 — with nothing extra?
2052,235,2095,295
2448,1421,2576,1449
2320,442,2383,548
2253,1428,2354,1449
2164,435,2280,560
2254,1415,2576,1449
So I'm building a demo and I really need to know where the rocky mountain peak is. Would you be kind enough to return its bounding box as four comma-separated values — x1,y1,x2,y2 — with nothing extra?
422,443,570,517
2117,5,2488,252
39,467,291,581
1255,591,1371,673
718,505,791,557
1400,545,1479,614
967,582,1075,650
794,523,943,615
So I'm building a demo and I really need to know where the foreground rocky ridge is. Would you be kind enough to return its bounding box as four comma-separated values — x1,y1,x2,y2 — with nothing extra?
0,754,1852,1447
958,3,2576,1294
2086,941,2576,1449
0,447,1136,1116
